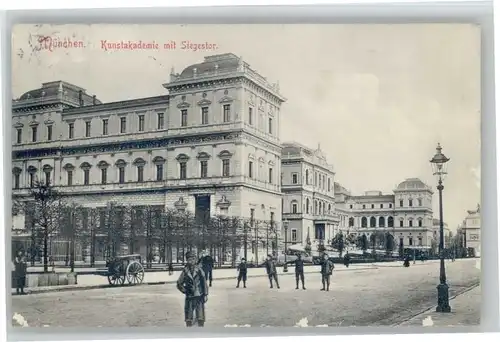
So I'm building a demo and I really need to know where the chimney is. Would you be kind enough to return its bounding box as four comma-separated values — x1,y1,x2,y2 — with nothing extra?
78,90,83,106
92,95,97,105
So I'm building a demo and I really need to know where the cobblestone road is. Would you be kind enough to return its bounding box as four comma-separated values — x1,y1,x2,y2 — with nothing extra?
11,259,479,328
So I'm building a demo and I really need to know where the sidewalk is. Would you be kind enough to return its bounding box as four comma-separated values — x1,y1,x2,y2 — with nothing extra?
396,284,481,327
13,263,378,295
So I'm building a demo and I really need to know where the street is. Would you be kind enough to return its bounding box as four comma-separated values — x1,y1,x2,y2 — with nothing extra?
11,259,479,328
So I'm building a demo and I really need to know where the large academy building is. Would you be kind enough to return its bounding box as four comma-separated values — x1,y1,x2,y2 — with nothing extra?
11,53,286,262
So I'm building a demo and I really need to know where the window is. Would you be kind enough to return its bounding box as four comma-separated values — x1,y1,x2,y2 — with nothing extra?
399,200,404,207
268,167,273,183
222,159,230,177
44,170,51,185
388,216,394,227
350,204,353,209
400,220,404,227
418,219,423,227
120,117,127,133
14,173,20,189
201,107,209,125
305,169,309,184
16,128,22,144
138,115,145,132
389,203,393,208
250,208,255,225
292,173,298,184
418,237,423,246
223,104,231,122
349,217,354,227
248,107,253,125
306,198,310,214
85,121,91,137
291,229,298,242
101,169,107,184
371,204,375,209
409,199,413,207
361,217,367,228
181,109,188,127
68,123,74,139
418,199,422,206
29,173,35,188
328,178,331,192
118,166,125,184
102,119,108,135
292,202,298,214
314,173,317,186
137,166,144,182
362,204,366,209
200,160,208,178
409,219,413,227
83,169,90,185
379,217,385,227
32,126,37,142
157,113,164,129
179,162,187,179
47,126,53,141
268,118,273,134
409,237,413,246
156,164,163,181
248,161,253,178
370,217,376,227
380,204,383,208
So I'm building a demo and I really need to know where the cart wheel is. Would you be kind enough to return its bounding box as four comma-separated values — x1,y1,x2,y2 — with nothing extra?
126,261,145,285
107,273,125,286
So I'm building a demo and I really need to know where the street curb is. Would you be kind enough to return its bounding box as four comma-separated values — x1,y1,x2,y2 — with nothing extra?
15,266,379,295
390,282,481,327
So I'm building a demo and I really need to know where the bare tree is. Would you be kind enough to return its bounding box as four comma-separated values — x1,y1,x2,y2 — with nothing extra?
98,202,129,259
59,203,89,272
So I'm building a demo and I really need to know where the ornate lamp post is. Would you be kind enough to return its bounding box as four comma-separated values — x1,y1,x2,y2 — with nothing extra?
430,143,451,313
283,219,289,272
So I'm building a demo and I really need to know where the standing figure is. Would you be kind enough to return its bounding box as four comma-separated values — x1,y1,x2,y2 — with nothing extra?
294,254,306,290
177,251,209,327
265,254,280,289
199,251,214,287
343,253,351,268
320,254,334,291
236,258,248,288
403,255,410,267
14,250,27,295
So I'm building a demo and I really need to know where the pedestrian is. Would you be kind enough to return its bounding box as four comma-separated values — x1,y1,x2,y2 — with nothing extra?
168,262,174,276
294,254,306,290
403,255,410,267
343,253,351,268
236,258,248,288
14,250,27,295
320,254,334,291
198,251,214,287
176,251,208,327
265,254,280,289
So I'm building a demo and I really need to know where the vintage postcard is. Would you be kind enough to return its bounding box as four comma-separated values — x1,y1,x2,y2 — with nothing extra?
9,24,481,328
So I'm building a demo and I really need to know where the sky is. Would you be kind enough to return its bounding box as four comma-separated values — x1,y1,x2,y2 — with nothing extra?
11,24,481,231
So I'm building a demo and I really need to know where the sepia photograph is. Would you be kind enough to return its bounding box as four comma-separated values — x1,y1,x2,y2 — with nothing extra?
9,23,481,328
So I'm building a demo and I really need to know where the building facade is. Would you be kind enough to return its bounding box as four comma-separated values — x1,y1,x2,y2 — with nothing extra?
281,142,337,254
335,178,435,252
12,53,286,263
460,204,481,257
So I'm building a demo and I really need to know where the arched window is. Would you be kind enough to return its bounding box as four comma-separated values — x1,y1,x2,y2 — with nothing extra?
418,218,423,227
133,158,146,182
218,150,232,177
291,200,298,214
388,216,394,227
98,161,109,184
197,152,210,179
63,163,75,187
42,165,53,185
349,217,354,227
328,203,331,213
361,217,367,228
378,217,385,227
370,216,376,228
80,162,92,185
176,154,190,180
153,156,166,181
314,200,318,215
399,219,404,227
115,159,127,184
306,198,310,214
408,219,413,227
418,198,423,206
12,167,22,189
27,166,37,187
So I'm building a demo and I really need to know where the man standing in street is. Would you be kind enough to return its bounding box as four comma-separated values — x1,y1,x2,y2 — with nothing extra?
265,254,280,289
320,253,334,291
198,251,214,287
177,251,209,327
294,253,306,290
13,250,27,295
236,257,248,288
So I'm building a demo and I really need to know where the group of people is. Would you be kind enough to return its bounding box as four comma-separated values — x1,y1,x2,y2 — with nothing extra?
176,251,337,327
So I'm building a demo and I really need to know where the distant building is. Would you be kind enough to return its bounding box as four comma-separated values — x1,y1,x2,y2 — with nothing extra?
432,218,450,250
460,204,481,257
335,178,435,252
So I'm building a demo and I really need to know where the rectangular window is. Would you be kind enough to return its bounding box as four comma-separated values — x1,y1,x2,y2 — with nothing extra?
16,128,22,144
120,117,127,133
418,199,422,206
179,162,187,179
137,166,144,182
32,126,37,142
223,104,231,123
268,118,273,134
292,173,298,184
409,199,413,207
102,119,108,135
389,203,393,208
292,203,298,214
67,170,73,186
138,115,145,132
400,220,404,227
201,107,209,125
380,204,384,208
157,113,164,129
118,167,125,184
200,161,208,178
101,169,107,185
222,159,230,177
14,174,20,189
156,164,163,181
291,229,297,242
44,171,51,185
248,161,253,178
328,178,331,192
248,107,253,125
83,170,90,185
29,173,35,188
47,125,53,141
399,200,404,207
418,237,423,246
409,220,413,227
68,123,74,139
84,121,91,137
250,208,255,225
181,109,188,127
409,238,413,246
268,167,273,183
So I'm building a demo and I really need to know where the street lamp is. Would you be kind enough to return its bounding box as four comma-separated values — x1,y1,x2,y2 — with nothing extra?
430,142,451,313
283,219,289,272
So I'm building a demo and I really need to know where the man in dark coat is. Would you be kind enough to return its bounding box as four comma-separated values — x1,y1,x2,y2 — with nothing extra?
177,251,209,327
294,254,306,290
265,254,280,289
343,253,351,268
14,250,27,295
198,251,214,287
320,254,334,291
236,258,248,288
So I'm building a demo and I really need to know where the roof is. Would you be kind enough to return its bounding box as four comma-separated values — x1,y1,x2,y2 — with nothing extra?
396,178,430,191
178,53,241,79
16,81,101,106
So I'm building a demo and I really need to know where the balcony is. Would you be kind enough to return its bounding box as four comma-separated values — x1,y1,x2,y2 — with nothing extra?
242,176,281,193
283,212,303,220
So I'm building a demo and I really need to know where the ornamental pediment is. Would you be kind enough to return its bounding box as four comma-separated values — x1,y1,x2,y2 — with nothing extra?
197,99,212,106
44,119,55,125
219,96,234,104
177,101,191,109
13,122,24,128
29,120,39,127
258,104,265,112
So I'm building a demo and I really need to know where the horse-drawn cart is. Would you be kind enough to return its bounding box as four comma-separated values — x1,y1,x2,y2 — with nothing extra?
102,254,145,286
